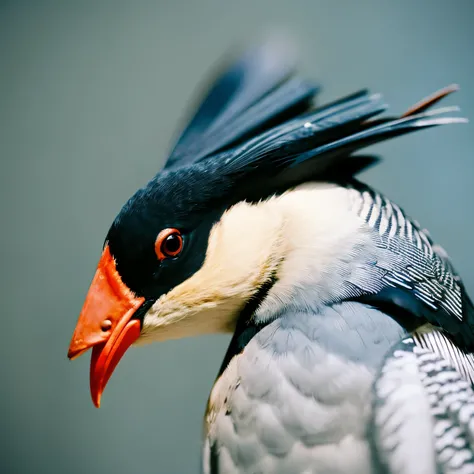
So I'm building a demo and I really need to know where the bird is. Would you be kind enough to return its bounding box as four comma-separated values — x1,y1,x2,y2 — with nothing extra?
67,41,474,474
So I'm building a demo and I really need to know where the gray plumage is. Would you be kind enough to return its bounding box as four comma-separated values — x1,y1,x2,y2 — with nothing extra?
205,306,474,474
204,302,407,474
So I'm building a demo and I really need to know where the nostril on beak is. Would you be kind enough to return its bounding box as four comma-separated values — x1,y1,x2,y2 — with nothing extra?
101,319,112,332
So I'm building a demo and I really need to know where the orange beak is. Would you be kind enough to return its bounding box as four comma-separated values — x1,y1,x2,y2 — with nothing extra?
68,245,145,408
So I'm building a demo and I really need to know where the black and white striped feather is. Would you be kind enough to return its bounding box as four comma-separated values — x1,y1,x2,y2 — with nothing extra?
373,336,474,474
346,184,474,350
413,328,474,386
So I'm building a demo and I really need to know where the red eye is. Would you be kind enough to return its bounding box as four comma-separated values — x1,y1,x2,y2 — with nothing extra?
155,228,183,260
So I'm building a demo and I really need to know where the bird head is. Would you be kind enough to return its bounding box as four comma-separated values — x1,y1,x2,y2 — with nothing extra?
67,162,286,407
67,42,463,407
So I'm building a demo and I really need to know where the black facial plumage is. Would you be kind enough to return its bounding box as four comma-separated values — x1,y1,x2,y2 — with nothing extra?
105,165,232,300
104,41,464,312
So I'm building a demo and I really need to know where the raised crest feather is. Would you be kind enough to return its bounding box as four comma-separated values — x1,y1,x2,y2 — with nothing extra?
163,41,465,200
165,41,319,170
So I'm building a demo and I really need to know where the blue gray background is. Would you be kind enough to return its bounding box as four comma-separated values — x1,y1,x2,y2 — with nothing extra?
1,1,473,473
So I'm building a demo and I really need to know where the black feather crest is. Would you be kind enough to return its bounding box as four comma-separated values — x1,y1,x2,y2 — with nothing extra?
202,86,466,198
165,41,319,170
163,41,465,201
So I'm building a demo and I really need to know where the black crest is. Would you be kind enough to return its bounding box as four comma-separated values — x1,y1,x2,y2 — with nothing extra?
162,41,463,202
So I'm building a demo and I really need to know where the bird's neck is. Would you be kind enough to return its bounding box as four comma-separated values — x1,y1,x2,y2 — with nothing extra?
252,181,373,325
214,181,380,375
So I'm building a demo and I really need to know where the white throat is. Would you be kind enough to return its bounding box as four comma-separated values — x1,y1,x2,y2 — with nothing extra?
254,182,373,323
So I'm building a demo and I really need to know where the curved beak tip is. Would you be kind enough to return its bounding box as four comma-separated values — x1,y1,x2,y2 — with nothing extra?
92,394,102,409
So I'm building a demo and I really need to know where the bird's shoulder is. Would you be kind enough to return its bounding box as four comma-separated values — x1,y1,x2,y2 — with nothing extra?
345,181,474,349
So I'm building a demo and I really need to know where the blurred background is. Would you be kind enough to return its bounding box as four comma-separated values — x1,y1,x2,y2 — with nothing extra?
1,0,474,473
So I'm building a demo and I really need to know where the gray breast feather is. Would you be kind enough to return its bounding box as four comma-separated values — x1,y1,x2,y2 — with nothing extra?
204,302,405,474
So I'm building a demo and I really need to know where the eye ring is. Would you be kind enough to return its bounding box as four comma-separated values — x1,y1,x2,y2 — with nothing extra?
155,228,183,260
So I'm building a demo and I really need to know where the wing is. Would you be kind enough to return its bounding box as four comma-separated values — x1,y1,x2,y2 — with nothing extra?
165,40,319,170
372,335,474,474
413,327,474,385
347,184,474,350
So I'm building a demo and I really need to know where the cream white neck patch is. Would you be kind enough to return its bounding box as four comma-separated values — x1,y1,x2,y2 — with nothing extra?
254,182,372,323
